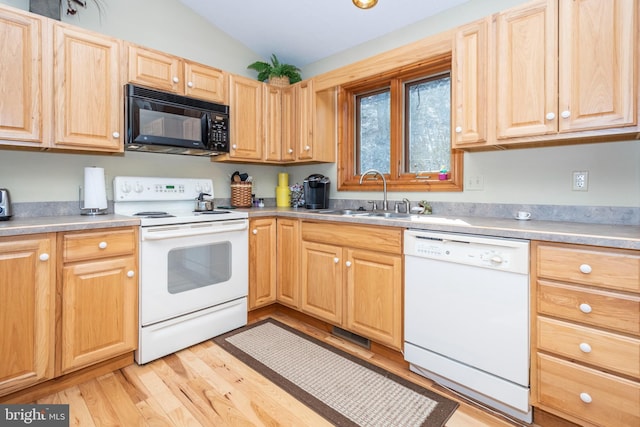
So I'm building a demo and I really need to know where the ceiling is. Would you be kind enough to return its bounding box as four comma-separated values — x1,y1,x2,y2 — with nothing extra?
178,0,469,68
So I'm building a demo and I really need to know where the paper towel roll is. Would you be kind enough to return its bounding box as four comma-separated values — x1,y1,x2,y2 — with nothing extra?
83,167,107,210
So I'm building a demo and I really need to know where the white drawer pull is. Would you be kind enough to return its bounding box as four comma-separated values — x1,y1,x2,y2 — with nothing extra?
345,261,352,267
579,303,592,314
252,229,258,235
579,342,592,353
39,253,49,261
455,126,462,133
172,76,180,83
98,241,108,249
545,112,555,121
127,270,135,278
579,392,592,404
334,257,339,264
579,264,592,274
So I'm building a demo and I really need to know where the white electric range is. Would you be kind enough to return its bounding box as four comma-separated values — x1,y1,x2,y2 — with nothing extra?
113,176,249,364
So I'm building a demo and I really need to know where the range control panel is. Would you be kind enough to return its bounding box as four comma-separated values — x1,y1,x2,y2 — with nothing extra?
113,176,213,202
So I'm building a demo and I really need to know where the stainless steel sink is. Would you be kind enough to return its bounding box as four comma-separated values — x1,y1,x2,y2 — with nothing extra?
309,209,411,219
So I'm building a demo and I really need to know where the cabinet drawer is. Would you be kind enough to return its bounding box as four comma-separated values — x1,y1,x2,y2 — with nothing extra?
536,354,640,427
63,228,137,262
537,316,640,379
538,280,640,335
301,221,402,254
537,244,640,292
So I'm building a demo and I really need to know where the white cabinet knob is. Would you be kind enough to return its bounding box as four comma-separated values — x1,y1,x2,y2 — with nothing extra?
579,392,592,404
579,264,592,274
232,144,237,150
304,145,311,151
345,261,352,267
545,112,556,121
579,342,592,353
127,270,135,278
39,253,49,261
172,76,179,83
455,126,462,133
112,131,120,138
98,241,107,249
288,148,293,154
334,257,339,264
252,229,258,235
579,303,592,314
187,81,194,88
561,110,571,119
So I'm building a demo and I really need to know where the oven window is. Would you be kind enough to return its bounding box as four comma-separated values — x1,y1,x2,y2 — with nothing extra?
167,241,231,294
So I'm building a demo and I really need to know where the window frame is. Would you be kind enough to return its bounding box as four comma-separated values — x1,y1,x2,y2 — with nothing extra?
337,53,463,192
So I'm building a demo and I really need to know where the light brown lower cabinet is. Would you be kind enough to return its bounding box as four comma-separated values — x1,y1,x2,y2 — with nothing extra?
300,221,403,350
0,234,55,396
248,218,277,310
0,227,138,398
531,241,640,427
276,218,300,308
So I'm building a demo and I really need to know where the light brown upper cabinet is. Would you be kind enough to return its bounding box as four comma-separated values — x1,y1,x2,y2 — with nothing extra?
495,0,637,141
52,23,123,152
452,17,489,147
127,43,227,104
0,7,45,146
226,74,264,161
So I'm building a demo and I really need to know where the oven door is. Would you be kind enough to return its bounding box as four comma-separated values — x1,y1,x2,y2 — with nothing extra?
139,219,248,327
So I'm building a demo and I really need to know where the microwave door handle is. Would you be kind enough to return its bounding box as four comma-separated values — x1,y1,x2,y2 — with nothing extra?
142,220,247,241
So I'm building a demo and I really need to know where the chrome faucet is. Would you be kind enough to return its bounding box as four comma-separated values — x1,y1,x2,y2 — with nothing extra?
359,169,388,211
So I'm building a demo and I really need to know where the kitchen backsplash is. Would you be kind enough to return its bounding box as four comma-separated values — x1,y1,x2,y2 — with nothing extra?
11,200,639,226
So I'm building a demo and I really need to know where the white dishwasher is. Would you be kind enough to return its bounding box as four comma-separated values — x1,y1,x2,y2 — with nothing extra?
404,229,531,423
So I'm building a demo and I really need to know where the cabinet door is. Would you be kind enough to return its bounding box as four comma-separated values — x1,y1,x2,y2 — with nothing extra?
228,74,263,160
301,241,342,324
184,61,227,103
53,24,122,152
280,84,298,162
276,218,299,308
59,256,137,374
0,8,45,145
496,0,557,139
127,43,182,93
345,248,402,349
0,234,55,396
452,18,489,147
248,218,276,310
264,85,282,162
558,0,637,132
297,80,314,160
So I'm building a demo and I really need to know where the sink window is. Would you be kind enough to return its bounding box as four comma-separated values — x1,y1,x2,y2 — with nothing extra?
338,52,462,192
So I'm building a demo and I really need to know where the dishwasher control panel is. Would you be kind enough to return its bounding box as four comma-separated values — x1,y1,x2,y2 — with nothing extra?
405,229,529,274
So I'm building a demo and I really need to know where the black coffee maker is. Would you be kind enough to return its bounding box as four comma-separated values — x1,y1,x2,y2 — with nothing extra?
303,174,330,209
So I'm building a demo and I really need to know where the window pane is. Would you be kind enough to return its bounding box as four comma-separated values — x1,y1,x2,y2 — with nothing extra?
357,90,390,173
406,75,451,173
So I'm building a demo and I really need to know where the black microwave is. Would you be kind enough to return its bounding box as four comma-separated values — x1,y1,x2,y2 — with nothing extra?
125,84,229,156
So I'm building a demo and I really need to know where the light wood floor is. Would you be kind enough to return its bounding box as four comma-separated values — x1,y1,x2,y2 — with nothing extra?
34,312,531,427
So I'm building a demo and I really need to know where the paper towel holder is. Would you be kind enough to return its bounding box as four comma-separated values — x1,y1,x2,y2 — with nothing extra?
79,166,108,215
79,186,108,215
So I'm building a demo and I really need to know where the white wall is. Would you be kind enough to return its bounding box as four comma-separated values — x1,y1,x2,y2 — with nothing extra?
0,0,638,208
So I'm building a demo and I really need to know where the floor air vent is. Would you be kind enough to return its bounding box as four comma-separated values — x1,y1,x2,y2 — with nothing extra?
332,326,370,349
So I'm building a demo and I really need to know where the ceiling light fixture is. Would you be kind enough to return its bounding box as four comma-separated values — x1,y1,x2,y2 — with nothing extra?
353,0,378,10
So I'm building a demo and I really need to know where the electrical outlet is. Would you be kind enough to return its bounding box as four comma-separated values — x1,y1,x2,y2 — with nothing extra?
572,171,589,191
466,175,484,191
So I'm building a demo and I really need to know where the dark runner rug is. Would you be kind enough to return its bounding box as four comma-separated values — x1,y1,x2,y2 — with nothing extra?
213,318,458,427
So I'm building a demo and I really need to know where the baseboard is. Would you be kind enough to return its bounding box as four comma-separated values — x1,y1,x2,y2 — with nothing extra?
0,352,134,404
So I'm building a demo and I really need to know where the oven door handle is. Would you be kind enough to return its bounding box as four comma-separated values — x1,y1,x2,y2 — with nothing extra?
142,220,247,241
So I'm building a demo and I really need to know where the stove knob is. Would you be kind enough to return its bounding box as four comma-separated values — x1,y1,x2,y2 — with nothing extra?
120,182,132,193
134,182,144,193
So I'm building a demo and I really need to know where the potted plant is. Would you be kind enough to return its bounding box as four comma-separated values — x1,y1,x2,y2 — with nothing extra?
247,54,302,86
